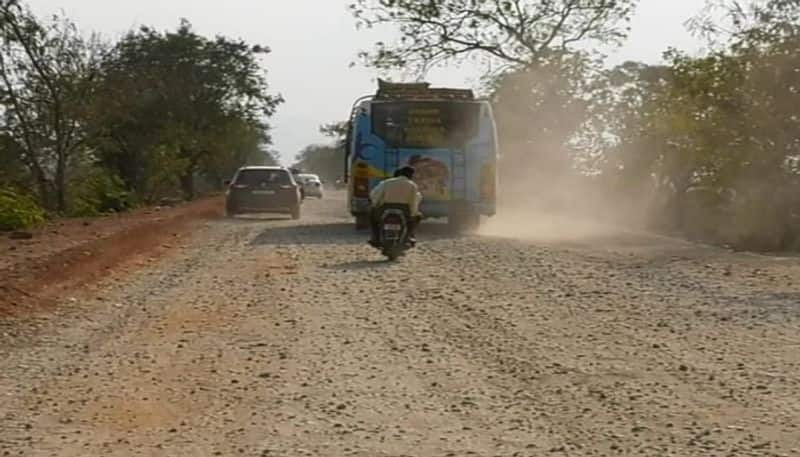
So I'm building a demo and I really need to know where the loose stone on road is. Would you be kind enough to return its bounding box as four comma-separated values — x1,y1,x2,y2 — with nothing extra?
2,191,799,456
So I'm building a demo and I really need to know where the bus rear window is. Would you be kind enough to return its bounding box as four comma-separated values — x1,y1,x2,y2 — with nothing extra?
235,169,291,187
372,102,479,149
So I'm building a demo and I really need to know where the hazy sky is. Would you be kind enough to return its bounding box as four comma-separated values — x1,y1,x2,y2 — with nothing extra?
28,0,710,165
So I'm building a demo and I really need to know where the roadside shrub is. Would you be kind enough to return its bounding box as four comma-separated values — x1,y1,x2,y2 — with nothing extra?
141,146,189,203
0,187,46,231
724,192,793,251
69,170,132,217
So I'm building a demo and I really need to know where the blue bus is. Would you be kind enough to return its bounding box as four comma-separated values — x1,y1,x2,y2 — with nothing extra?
344,80,499,231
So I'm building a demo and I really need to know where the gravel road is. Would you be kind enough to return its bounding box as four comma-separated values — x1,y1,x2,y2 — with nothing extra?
2,191,800,457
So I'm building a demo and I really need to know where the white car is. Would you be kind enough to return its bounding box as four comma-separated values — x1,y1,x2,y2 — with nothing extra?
297,174,323,198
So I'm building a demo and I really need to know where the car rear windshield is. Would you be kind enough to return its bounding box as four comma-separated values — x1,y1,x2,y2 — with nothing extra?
372,101,480,149
235,169,292,186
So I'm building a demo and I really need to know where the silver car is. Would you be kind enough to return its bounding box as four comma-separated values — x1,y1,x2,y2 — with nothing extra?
297,174,324,199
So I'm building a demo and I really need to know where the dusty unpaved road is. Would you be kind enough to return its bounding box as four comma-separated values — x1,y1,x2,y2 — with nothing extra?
2,191,800,457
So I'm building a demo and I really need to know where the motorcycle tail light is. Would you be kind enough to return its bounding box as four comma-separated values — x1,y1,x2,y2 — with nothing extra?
383,214,402,224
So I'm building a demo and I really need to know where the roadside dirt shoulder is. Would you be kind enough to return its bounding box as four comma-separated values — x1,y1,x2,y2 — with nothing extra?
0,197,222,319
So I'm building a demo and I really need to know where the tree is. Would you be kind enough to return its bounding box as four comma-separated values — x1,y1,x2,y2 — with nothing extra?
580,61,673,216
320,121,348,147
692,0,800,47
350,0,638,73
90,20,283,199
581,0,800,248
293,144,341,183
199,117,279,187
489,51,595,187
293,122,347,183
0,0,101,211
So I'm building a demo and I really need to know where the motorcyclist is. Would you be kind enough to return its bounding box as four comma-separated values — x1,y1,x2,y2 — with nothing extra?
368,166,422,247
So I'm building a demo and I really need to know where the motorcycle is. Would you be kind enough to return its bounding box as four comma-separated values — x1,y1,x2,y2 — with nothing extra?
377,207,415,261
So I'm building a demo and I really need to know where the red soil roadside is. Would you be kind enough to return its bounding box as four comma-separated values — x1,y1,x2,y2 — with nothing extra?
0,197,222,318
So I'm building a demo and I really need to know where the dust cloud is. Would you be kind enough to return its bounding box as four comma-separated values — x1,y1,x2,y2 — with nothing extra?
478,202,625,244
478,150,655,245
474,61,659,245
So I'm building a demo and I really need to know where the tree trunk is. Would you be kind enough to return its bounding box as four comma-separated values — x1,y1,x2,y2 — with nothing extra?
23,158,54,211
55,151,67,213
180,172,195,201
35,174,52,211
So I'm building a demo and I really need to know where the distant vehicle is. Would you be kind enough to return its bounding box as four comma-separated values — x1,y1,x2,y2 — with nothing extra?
224,166,301,219
297,173,324,199
344,79,499,231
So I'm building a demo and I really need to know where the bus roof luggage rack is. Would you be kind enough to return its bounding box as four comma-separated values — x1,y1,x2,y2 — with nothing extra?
375,79,475,101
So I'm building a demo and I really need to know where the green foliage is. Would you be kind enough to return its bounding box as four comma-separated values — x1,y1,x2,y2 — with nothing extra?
582,1,800,250
474,0,800,250
0,2,101,212
87,20,283,200
293,122,348,183
198,117,277,187
0,187,45,231
0,134,30,189
68,169,132,217
293,143,342,184
0,6,282,214
489,51,597,186
139,146,189,203
320,122,348,148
